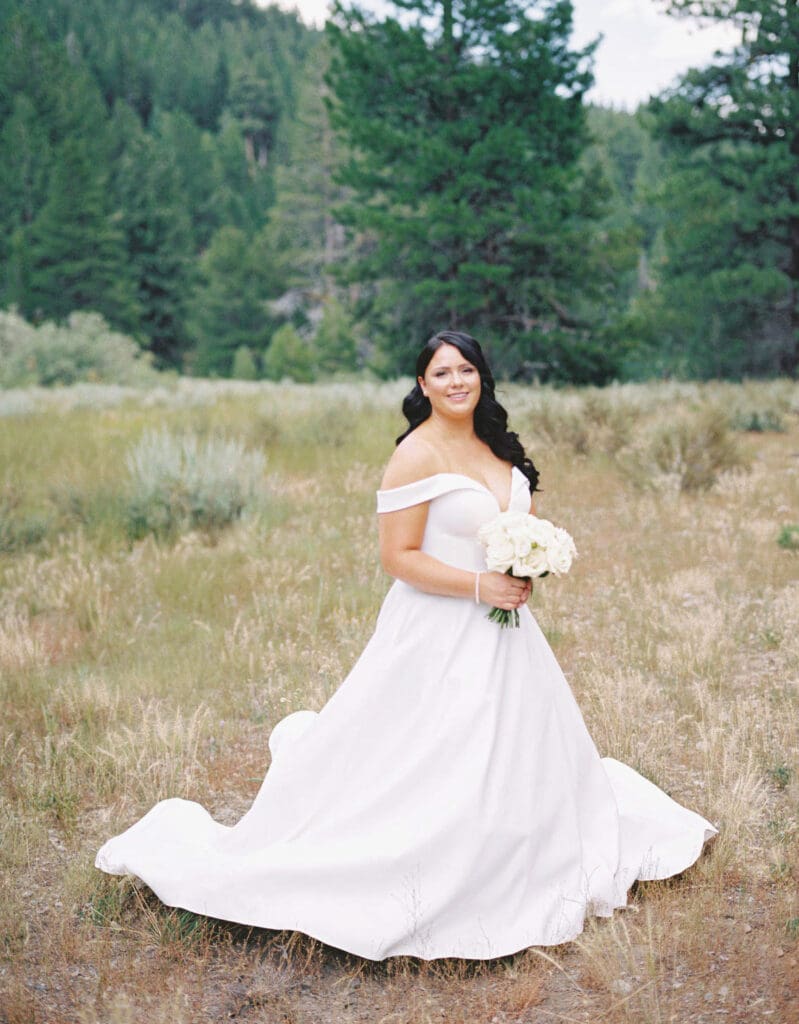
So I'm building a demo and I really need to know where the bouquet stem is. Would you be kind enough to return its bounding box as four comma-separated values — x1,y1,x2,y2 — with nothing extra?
486,606,520,628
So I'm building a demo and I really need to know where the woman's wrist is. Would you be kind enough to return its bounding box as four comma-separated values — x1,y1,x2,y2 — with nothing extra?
474,571,482,604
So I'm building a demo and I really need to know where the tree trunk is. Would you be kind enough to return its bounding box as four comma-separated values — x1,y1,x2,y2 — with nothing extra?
785,1,799,376
442,0,453,49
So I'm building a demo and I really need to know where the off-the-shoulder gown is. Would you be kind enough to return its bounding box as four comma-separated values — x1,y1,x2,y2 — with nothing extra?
96,467,716,960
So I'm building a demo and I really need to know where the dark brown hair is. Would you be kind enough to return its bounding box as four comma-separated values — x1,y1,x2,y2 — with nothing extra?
397,330,539,494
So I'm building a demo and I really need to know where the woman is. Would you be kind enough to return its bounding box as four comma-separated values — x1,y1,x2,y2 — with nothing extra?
96,330,716,961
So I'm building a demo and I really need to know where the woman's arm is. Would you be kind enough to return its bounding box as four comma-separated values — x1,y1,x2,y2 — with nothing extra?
378,443,530,610
378,503,469,596
378,506,530,609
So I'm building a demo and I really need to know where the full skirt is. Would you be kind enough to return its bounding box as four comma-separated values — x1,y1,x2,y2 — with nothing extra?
96,582,716,960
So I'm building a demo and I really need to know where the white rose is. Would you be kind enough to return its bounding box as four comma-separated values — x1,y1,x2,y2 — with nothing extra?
513,545,550,578
528,517,556,547
546,528,577,575
478,517,509,546
499,510,530,534
477,522,496,545
484,536,516,571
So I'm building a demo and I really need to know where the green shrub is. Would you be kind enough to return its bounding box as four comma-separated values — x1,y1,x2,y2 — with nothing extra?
525,389,641,457
729,408,785,433
263,324,315,383
231,345,259,380
48,484,127,540
526,395,591,455
767,763,793,789
313,298,359,375
727,381,792,433
0,309,158,388
125,429,267,540
649,407,743,492
580,390,639,454
777,524,799,551
0,486,50,552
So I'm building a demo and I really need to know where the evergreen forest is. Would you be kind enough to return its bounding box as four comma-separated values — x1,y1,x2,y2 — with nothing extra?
0,0,796,384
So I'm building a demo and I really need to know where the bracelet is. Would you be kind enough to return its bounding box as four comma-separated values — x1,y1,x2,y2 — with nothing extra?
474,571,482,605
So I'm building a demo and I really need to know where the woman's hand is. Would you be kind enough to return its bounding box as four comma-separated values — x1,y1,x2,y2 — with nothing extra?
479,572,531,610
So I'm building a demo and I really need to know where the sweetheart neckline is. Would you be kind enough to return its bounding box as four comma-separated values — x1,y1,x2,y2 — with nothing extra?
378,466,523,514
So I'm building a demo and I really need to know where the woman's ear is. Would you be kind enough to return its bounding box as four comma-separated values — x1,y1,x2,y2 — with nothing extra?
417,376,428,397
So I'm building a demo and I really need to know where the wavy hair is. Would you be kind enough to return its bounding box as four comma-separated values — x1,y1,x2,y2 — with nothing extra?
396,330,540,494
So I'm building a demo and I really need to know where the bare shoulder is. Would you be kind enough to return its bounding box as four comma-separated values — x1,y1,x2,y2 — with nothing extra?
380,430,441,490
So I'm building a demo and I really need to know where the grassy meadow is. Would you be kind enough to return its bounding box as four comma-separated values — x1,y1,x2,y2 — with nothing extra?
0,377,798,1024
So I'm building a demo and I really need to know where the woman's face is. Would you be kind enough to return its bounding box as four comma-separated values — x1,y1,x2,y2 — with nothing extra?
419,343,481,420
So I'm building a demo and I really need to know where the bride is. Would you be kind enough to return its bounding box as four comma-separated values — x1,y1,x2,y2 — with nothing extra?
96,330,716,961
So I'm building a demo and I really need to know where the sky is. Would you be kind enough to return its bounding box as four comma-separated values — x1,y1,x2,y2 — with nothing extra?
273,0,740,109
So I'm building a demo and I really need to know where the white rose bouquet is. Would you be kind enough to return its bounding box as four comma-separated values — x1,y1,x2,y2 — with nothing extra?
477,511,577,627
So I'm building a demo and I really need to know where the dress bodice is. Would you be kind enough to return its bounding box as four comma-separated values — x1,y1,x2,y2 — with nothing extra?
376,466,531,573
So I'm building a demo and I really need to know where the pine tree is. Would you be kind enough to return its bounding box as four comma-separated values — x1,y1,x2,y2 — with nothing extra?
326,0,618,380
644,0,799,377
188,225,278,376
580,106,662,347
0,11,119,311
26,136,140,330
207,112,275,234
231,344,258,379
313,296,358,373
111,103,195,366
0,94,49,276
263,322,315,382
228,66,280,169
149,109,219,248
266,40,348,295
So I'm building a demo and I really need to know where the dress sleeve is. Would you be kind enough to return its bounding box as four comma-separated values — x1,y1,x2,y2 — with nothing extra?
376,475,472,514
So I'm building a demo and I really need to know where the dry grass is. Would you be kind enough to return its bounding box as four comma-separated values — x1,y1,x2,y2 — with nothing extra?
1,378,798,1023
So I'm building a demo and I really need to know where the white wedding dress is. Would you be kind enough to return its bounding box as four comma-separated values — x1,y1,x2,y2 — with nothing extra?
96,467,717,960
